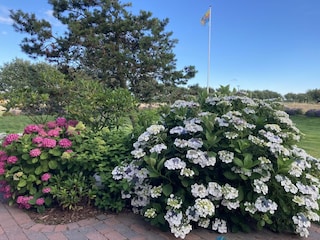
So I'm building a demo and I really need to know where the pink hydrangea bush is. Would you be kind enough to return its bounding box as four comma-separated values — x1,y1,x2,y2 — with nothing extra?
0,117,83,212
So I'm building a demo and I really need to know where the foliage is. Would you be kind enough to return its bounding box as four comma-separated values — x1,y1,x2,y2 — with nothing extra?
248,90,283,100
305,109,320,118
113,96,320,239
306,89,320,102
83,128,133,212
0,117,81,212
0,116,136,213
50,171,97,211
66,81,137,131
10,0,196,100
284,108,303,116
1,59,72,117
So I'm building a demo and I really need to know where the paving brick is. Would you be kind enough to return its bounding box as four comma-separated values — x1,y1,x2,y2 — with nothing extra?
66,222,79,230
40,225,55,233
63,229,88,240
45,232,68,240
23,230,48,240
5,230,28,240
86,231,107,240
54,224,68,232
77,218,99,227
29,223,46,232
104,230,127,240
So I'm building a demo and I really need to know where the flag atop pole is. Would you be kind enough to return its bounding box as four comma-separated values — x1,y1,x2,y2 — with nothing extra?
201,6,212,93
201,8,210,25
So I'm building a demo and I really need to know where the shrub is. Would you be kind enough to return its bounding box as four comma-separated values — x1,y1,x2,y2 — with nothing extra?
305,109,320,118
0,117,134,213
113,96,320,239
71,127,134,212
284,108,303,116
0,117,84,212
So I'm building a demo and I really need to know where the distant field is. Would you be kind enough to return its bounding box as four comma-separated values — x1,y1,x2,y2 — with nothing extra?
284,102,320,113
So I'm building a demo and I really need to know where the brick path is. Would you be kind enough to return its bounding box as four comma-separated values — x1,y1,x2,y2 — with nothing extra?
1,200,320,240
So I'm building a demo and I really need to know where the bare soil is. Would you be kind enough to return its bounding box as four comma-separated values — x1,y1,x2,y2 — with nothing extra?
27,205,104,225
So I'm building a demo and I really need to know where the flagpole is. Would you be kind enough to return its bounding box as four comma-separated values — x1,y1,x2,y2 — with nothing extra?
207,6,212,94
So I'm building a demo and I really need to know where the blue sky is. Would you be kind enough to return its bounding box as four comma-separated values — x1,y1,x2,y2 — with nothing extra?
0,0,319,95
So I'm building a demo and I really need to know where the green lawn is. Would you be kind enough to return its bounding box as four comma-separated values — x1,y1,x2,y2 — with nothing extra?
291,115,320,159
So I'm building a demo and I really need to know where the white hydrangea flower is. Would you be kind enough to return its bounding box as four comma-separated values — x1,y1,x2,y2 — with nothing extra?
164,210,183,227
221,199,240,210
187,138,203,149
146,124,165,135
150,185,162,198
218,150,234,164
222,184,238,200
131,148,146,159
171,100,199,109
244,202,257,214
186,206,200,222
167,194,182,209
170,223,193,239
194,198,215,218
174,138,189,148
170,126,187,135
144,208,157,218
212,218,228,233
253,179,268,195
180,168,195,177
207,182,223,199
224,131,239,139
254,196,278,214
198,218,210,228
191,183,209,198
164,157,186,170
138,131,151,142
184,122,203,133
150,143,167,154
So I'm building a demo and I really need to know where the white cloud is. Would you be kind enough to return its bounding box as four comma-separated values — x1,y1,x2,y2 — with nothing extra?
0,16,12,25
0,5,13,25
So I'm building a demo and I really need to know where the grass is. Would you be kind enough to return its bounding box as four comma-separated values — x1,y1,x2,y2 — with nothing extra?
290,115,320,159
0,115,54,133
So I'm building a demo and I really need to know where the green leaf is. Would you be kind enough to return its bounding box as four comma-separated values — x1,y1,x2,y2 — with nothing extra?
17,179,27,188
49,148,61,157
22,154,30,160
243,153,253,168
223,171,239,180
162,184,173,197
233,158,243,167
48,160,58,169
35,166,43,175
40,152,49,160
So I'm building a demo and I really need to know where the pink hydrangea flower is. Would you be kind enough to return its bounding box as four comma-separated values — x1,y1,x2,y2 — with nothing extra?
58,138,72,148
38,130,48,137
42,138,57,148
36,198,45,205
0,167,5,175
7,156,18,164
30,148,42,157
46,121,57,129
2,133,20,147
24,125,40,134
47,128,61,137
42,187,51,193
67,120,78,127
41,173,51,181
16,196,33,209
56,117,67,127
32,136,43,144
0,151,7,162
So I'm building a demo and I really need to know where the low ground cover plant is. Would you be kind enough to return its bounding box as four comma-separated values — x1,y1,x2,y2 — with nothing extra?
113,96,320,238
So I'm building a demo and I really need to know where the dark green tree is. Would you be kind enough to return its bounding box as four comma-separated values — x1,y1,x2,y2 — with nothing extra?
10,0,196,100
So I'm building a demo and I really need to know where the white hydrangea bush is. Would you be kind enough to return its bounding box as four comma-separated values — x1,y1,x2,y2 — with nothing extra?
113,96,320,239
